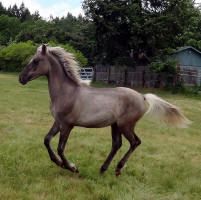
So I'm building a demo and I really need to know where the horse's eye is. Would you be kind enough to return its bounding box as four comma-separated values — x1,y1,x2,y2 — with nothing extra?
33,59,39,65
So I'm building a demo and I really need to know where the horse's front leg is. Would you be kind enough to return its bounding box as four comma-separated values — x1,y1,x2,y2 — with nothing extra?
57,124,79,173
44,121,63,167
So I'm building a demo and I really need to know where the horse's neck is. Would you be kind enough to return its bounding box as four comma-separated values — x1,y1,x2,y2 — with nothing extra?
47,57,76,103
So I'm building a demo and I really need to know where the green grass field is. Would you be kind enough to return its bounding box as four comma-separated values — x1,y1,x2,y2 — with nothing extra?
0,73,201,200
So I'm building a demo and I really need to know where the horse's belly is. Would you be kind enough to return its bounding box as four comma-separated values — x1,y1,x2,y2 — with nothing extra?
75,112,116,128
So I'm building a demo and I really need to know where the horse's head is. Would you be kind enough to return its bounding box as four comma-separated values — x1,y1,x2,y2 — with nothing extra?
19,44,50,85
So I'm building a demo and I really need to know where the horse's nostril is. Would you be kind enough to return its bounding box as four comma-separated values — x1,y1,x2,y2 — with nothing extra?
19,76,26,85
19,76,22,83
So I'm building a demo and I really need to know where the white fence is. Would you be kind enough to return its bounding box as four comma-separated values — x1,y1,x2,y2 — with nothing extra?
80,68,94,80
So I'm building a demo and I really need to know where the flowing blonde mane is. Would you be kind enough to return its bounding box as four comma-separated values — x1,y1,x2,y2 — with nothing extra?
38,45,82,85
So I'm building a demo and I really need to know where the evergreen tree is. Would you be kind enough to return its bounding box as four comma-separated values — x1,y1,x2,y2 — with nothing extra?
83,0,200,64
0,2,7,15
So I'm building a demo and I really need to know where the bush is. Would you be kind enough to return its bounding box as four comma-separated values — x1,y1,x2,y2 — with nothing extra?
0,41,36,72
48,41,88,67
0,41,88,72
151,59,177,74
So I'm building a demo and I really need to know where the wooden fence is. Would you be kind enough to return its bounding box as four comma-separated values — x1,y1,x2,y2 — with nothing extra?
94,65,170,87
93,65,201,87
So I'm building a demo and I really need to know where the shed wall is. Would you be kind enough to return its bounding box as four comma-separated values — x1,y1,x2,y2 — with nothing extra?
173,49,201,67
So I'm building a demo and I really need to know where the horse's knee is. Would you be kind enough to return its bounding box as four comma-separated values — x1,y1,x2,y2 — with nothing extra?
135,136,141,146
44,135,50,147
116,140,122,149
130,138,141,150
130,143,136,150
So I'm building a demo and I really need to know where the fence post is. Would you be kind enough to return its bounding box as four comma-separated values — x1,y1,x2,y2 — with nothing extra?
142,70,145,87
93,66,96,82
124,69,128,86
108,66,111,84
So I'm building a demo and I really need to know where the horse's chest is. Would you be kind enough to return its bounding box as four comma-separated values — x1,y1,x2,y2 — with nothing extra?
50,103,75,123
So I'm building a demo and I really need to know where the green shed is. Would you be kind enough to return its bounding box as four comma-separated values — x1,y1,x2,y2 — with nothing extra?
172,46,201,85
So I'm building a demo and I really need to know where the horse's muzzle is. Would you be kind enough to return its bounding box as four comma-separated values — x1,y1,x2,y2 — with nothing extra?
19,75,28,85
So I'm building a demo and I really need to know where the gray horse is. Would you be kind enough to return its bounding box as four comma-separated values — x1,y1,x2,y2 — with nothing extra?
19,45,190,176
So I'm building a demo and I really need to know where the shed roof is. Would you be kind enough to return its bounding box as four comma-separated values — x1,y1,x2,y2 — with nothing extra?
172,46,201,67
174,46,201,55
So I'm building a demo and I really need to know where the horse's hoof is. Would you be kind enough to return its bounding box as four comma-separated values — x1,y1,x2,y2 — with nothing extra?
70,163,79,173
115,169,121,176
72,167,79,173
100,166,107,174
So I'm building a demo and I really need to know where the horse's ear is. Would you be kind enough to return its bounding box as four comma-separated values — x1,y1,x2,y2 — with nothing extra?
41,44,46,55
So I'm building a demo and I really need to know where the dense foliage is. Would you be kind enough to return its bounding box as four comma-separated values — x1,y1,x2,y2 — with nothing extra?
0,2,92,71
48,41,88,67
0,41,36,71
83,0,201,67
0,41,87,72
1,1,201,71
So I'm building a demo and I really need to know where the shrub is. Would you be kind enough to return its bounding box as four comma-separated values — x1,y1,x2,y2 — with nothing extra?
0,41,36,71
0,41,88,72
150,59,177,74
150,58,178,88
48,41,88,67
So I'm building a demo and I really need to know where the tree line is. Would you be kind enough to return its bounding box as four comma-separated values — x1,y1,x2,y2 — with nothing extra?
1,1,201,72
0,2,94,71
83,0,201,66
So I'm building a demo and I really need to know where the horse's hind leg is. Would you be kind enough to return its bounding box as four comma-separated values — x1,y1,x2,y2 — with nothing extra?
115,127,141,176
44,121,62,167
100,123,122,174
57,124,79,173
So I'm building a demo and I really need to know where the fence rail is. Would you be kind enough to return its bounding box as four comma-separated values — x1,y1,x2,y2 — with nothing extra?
94,65,201,87
94,65,169,87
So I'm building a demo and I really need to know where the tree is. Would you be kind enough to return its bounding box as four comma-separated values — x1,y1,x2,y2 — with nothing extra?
0,15,21,45
83,0,200,65
83,0,136,64
19,3,31,22
52,13,95,64
0,2,7,15
32,11,41,20
16,19,55,43
10,4,20,18
142,0,199,53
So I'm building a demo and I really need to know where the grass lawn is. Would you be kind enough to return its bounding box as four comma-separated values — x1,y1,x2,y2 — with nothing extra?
0,73,201,200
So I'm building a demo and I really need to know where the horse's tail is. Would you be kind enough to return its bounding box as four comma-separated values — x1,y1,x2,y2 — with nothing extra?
144,93,191,128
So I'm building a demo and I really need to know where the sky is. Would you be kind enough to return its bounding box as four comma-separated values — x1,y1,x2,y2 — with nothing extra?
0,0,83,19
1,0,201,19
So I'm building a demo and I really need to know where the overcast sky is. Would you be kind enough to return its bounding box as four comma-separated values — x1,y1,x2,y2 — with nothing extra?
1,0,201,19
1,0,83,19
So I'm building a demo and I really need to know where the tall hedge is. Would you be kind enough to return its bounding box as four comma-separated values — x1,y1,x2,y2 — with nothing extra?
48,42,88,67
0,41,88,72
0,41,36,71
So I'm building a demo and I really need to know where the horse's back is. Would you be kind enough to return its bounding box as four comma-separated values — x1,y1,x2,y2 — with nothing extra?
73,86,146,128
